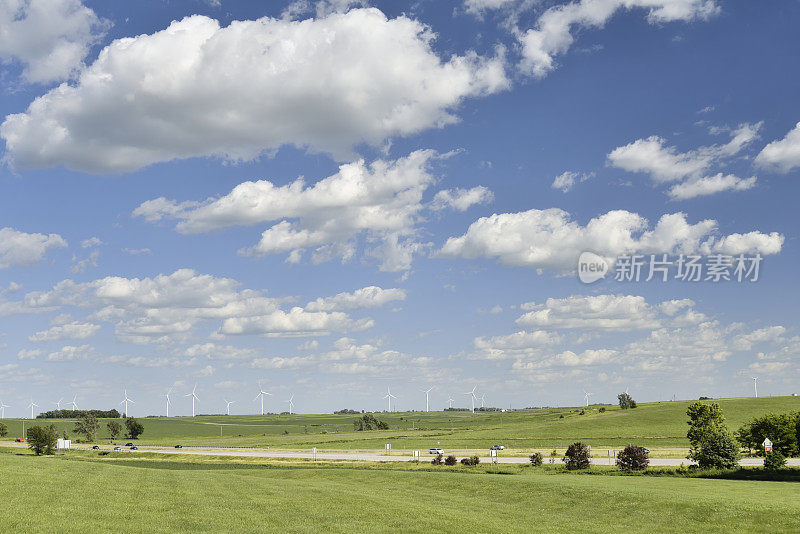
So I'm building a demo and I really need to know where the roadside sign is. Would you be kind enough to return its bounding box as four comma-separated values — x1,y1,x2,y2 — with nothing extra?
413,450,420,458
312,447,317,461
385,443,391,450
490,449,497,457
763,438,773,452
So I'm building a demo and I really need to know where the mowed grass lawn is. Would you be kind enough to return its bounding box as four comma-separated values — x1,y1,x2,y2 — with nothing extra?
2,396,798,450
1,449,799,533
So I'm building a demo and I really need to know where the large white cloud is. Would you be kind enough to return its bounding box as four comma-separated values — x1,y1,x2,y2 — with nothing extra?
0,0,108,83
517,0,719,78
438,208,783,269
1,9,507,173
17,269,375,343
0,227,67,269
136,150,485,271
755,121,800,173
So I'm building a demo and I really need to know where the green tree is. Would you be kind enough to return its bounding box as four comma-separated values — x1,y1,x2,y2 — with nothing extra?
616,444,649,470
694,430,740,469
73,413,99,442
0,422,7,437
125,417,144,439
27,425,58,455
686,402,727,460
617,393,637,409
107,420,122,440
764,451,787,470
735,412,798,457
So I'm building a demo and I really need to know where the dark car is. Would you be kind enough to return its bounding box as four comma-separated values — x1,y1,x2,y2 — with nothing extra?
113,446,122,451
125,442,134,447
490,445,505,450
130,446,138,450
174,444,183,449
636,447,650,454
92,445,100,450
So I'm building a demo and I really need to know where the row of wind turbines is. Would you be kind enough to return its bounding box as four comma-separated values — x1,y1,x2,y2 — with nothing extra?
1,378,763,419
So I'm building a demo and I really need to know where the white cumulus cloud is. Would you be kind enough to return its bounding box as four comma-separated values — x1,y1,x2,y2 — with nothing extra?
0,227,67,269
1,9,507,173
756,121,800,173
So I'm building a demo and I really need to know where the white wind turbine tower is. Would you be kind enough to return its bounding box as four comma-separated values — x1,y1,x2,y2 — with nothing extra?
420,387,434,412
383,387,397,412
0,400,9,418
68,394,78,410
254,383,272,416
54,398,63,411
163,388,172,417
447,394,454,409
285,394,295,415
185,384,199,417
751,377,759,398
28,400,39,419
480,393,487,409
224,398,235,416
463,386,478,413
120,390,134,417
583,390,592,407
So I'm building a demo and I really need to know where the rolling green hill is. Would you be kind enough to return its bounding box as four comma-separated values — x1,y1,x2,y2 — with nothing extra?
2,396,798,450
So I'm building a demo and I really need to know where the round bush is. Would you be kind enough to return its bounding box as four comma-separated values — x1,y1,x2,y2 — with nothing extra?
616,445,650,470
764,451,787,470
431,453,443,465
563,442,591,470
444,455,457,466
529,452,543,467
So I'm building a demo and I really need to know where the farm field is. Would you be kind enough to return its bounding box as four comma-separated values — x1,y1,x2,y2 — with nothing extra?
1,447,798,533
2,396,797,450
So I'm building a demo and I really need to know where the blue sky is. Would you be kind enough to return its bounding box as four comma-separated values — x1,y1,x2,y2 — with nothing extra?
0,0,799,416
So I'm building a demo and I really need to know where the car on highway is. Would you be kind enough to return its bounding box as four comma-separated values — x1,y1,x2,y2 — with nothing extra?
125,442,134,447
113,446,122,451
429,448,444,454
636,447,650,454
92,445,100,450
490,445,505,450
130,446,138,450
174,444,183,448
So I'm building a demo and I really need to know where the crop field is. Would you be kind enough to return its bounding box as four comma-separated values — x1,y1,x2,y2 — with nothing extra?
1,396,797,450
1,447,799,533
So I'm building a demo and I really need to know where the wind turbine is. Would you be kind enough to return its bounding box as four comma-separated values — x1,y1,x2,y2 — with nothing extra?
185,384,199,417
751,377,759,398
583,390,593,407
0,400,9,418
53,397,63,411
254,383,272,416
27,400,39,419
285,394,295,415
224,398,235,416
383,387,397,412
68,394,78,410
447,394,454,409
479,393,487,409
463,386,478,413
163,388,172,417
120,389,134,417
420,387,434,412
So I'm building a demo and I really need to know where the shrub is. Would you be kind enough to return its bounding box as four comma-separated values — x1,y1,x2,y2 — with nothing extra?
529,452,543,466
353,414,389,431
0,422,7,437
694,430,740,469
563,442,591,470
444,455,457,466
764,451,787,470
431,454,443,465
616,445,649,470
27,425,58,455
460,455,480,466
599,407,606,413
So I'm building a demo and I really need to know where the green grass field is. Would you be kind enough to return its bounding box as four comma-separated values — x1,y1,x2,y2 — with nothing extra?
1,447,798,533
2,396,798,450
